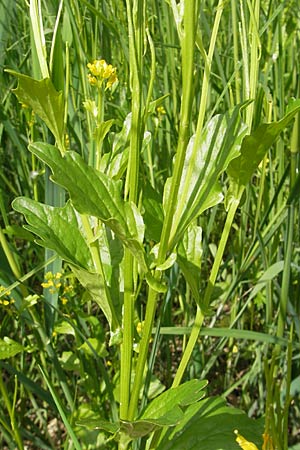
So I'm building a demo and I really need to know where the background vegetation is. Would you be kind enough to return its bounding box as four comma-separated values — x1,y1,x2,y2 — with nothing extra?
0,0,299,449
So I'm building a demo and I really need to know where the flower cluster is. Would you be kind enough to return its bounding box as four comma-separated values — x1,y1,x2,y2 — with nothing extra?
0,285,15,307
41,271,62,294
41,271,75,306
87,59,118,89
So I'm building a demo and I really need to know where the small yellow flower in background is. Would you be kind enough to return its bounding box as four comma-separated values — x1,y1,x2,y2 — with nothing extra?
234,430,259,450
156,106,166,115
61,297,68,305
0,286,11,296
0,285,15,307
87,59,118,89
136,321,144,335
64,133,70,149
41,279,54,289
42,272,62,292
63,284,74,294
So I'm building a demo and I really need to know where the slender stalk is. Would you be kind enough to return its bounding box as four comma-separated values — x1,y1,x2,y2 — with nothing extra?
127,1,198,422
81,215,120,329
231,0,241,104
120,0,144,422
157,0,197,261
0,374,24,450
169,0,225,246
172,196,241,387
29,307,75,412
245,0,261,128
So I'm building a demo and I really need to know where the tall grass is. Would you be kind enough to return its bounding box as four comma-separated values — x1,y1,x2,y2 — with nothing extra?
0,1,299,449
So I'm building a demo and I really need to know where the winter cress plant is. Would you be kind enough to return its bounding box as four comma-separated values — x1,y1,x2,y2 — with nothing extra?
1,0,299,449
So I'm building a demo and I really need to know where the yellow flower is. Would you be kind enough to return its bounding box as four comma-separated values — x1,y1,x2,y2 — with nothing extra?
87,59,118,89
136,321,144,335
61,296,68,305
41,280,54,289
45,271,53,280
63,285,74,294
157,106,166,115
232,344,238,354
0,286,11,296
87,73,97,86
106,69,118,89
234,430,259,450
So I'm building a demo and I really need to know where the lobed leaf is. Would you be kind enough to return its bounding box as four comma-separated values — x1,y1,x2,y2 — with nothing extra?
167,103,249,248
6,71,64,151
71,266,121,331
28,142,147,271
12,198,93,270
227,99,300,204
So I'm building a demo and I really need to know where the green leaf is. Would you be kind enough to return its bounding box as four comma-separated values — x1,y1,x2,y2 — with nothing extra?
54,320,75,336
142,182,164,242
177,223,202,303
227,99,300,203
71,266,121,331
145,272,168,293
59,351,80,371
100,113,131,179
6,71,64,152
248,261,284,302
95,119,115,143
28,142,148,271
0,337,24,359
167,103,249,248
76,417,119,434
141,379,208,422
120,410,183,438
12,198,93,270
78,337,108,358
157,396,264,450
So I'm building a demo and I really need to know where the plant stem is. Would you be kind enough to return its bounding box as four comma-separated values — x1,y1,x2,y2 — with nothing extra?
173,196,241,387
127,1,198,423
120,0,144,423
0,373,24,450
127,283,158,421
81,215,120,329
158,0,197,260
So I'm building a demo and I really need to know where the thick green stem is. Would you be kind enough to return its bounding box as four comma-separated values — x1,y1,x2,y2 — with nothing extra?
158,0,197,261
127,284,158,420
120,251,134,420
127,1,197,423
120,0,144,423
